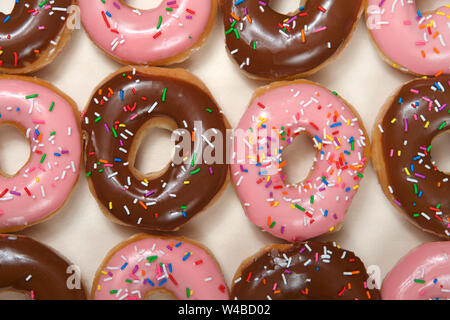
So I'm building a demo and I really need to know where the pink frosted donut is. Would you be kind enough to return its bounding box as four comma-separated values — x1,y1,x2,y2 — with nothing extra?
0,76,81,232
91,234,229,300
366,0,450,76
79,0,217,65
230,80,370,242
382,242,450,300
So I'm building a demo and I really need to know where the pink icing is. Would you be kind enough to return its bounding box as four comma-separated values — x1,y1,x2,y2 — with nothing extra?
0,79,81,230
93,236,229,300
230,82,368,242
366,0,450,75
79,0,213,64
382,242,450,300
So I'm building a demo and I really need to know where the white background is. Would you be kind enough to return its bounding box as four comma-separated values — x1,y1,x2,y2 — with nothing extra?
0,0,449,297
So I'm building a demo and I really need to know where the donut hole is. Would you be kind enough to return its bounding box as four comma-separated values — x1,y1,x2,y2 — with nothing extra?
131,118,176,179
0,289,31,300
124,0,163,10
417,0,449,13
143,288,176,300
430,131,450,174
281,133,316,185
0,0,15,15
0,123,30,177
269,0,306,16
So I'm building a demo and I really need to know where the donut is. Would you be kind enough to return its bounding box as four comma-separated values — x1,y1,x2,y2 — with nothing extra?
219,0,364,80
366,0,450,76
0,234,87,300
230,80,370,242
372,75,449,238
79,0,217,66
231,241,380,300
91,234,229,300
82,66,230,231
382,242,450,300
0,75,81,232
0,0,77,74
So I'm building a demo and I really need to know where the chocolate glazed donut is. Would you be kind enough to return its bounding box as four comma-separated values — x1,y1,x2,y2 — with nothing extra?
82,67,230,231
372,76,449,238
0,0,76,74
220,0,363,80
231,241,380,300
0,235,87,300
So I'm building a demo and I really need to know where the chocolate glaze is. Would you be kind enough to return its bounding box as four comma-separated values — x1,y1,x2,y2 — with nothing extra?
221,0,363,79
231,241,380,300
0,235,86,300
82,67,229,231
0,0,73,70
378,76,449,238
